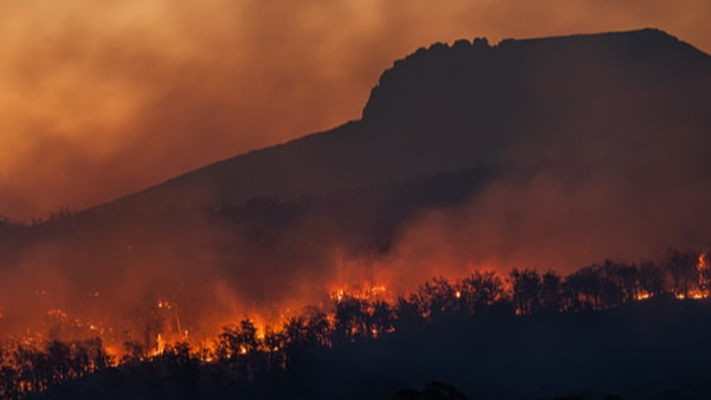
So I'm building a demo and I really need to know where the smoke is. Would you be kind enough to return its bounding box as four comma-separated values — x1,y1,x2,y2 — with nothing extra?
377,162,711,289
1,0,711,353
369,38,711,283
1,0,710,219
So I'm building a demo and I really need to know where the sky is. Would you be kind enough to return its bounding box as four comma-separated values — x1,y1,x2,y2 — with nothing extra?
1,0,710,220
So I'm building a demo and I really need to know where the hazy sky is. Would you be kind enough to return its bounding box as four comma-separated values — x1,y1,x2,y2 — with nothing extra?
1,0,709,220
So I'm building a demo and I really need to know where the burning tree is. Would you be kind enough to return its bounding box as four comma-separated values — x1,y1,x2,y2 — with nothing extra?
665,249,701,299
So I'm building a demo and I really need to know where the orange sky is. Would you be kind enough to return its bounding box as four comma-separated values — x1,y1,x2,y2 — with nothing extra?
1,0,709,220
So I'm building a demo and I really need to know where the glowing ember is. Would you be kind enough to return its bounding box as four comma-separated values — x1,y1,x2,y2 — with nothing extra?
157,300,172,309
635,292,651,301
675,291,709,300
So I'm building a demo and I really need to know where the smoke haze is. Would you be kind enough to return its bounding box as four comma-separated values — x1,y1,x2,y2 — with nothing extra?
1,0,710,219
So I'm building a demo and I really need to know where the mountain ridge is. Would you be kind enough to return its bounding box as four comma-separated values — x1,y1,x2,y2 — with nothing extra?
82,28,711,223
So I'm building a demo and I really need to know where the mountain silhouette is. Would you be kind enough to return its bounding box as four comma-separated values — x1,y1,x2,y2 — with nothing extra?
1,28,710,340
79,28,710,221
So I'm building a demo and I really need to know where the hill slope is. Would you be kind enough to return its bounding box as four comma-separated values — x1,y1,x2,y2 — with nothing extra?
90,28,711,218
1,28,710,342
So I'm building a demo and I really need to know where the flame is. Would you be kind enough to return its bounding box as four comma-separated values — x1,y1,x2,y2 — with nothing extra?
675,291,709,300
104,345,121,359
150,334,167,357
634,291,651,301
697,252,710,292
329,284,390,302
332,289,347,302
4,259,711,377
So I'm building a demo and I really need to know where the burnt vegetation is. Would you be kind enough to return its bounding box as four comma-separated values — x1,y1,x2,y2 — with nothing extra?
2,249,711,400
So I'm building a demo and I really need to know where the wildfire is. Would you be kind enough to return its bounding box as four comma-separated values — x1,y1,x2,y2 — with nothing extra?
329,284,390,302
635,292,651,301
672,252,711,300
5,256,711,378
151,334,167,357
332,289,347,302
103,346,120,360
698,252,710,291
675,291,708,300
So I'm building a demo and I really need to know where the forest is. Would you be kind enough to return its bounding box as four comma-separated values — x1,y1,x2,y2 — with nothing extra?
1,248,710,400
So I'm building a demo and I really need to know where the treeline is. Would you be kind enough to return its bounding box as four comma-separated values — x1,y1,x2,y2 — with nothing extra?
1,249,710,400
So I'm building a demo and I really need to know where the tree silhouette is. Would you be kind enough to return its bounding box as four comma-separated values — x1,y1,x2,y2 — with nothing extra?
305,307,332,348
0,344,19,400
602,260,639,303
394,295,427,333
562,266,599,311
510,268,543,316
458,271,504,316
541,270,562,313
665,249,699,298
45,340,72,384
415,277,459,323
217,319,259,360
370,300,395,338
263,327,287,371
121,340,146,364
637,261,665,298
333,295,370,343
7,253,711,400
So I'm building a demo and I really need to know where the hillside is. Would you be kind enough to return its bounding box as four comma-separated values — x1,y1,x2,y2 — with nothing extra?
86,28,711,218
1,28,710,346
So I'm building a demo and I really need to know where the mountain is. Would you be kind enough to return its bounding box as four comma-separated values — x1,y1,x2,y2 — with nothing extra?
88,28,710,219
1,28,710,341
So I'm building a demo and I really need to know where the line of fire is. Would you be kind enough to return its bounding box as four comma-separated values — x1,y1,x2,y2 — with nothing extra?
0,248,709,398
